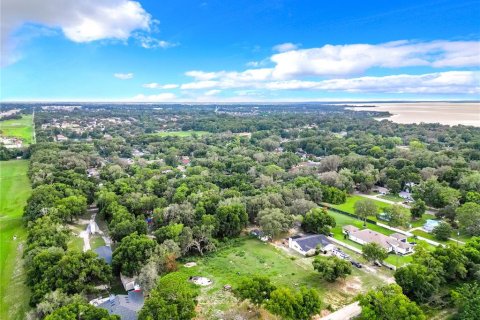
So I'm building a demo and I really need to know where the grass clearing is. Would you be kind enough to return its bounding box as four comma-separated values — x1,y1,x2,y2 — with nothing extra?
379,194,404,202
155,130,209,137
328,195,395,219
0,115,34,144
411,229,459,246
0,160,31,319
172,237,393,317
90,235,105,250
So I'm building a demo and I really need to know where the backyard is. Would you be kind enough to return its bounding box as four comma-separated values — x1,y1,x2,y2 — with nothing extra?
0,114,34,144
172,237,393,318
0,160,31,320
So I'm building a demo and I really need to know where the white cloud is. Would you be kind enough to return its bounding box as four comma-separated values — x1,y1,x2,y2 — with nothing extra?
270,40,480,79
130,92,177,102
114,73,134,80
181,71,479,94
143,83,179,89
135,34,177,49
1,0,175,66
273,42,299,52
204,89,221,96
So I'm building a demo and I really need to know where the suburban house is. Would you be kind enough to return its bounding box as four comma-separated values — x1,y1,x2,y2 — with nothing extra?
288,234,331,256
423,219,441,233
93,290,144,320
342,225,414,255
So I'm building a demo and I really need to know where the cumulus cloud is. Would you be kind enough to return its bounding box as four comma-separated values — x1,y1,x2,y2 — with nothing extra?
114,73,134,80
180,71,479,94
270,40,480,79
273,42,299,52
1,0,174,66
143,83,179,89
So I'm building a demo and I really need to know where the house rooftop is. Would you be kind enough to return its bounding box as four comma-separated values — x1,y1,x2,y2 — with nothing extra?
95,246,112,265
97,291,144,320
291,234,331,252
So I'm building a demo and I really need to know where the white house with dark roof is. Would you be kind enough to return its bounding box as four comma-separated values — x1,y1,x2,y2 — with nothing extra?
342,225,414,255
288,234,332,256
94,291,144,320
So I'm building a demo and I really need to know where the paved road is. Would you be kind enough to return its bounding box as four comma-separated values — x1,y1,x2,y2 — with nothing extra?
320,302,361,320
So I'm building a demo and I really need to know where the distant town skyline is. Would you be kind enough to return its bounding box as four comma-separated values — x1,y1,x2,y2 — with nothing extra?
1,0,479,102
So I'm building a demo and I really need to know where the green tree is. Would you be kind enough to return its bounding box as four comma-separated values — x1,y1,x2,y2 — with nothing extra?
362,243,388,263
45,302,119,320
384,205,411,228
451,282,480,320
258,208,294,238
265,287,322,320
358,284,425,320
312,255,352,282
302,208,336,234
394,263,442,302
112,233,156,276
55,195,87,222
410,200,426,219
235,275,277,305
154,223,184,243
457,202,480,236
216,203,248,237
432,222,452,241
354,199,377,226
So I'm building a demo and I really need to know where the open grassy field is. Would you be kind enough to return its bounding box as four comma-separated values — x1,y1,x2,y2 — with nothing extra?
172,237,393,318
156,130,209,137
0,115,34,144
0,160,31,319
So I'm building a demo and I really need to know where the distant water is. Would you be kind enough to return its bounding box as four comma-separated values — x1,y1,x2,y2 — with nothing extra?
347,102,480,127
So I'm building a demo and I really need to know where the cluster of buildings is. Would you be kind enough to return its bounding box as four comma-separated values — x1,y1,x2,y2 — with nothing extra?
0,137,23,149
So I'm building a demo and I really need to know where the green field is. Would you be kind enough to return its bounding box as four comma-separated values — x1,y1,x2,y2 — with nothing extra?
173,238,392,317
379,194,404,202
328,195,395,219
0,160,31,319
0,115,34,144
156,130,209,137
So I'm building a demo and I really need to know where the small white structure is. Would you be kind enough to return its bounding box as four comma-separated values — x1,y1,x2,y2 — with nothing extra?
184,262,197,268
120,273,137,292
189,276,212,286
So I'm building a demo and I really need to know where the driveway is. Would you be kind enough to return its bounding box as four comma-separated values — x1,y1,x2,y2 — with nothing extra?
320,302,361,320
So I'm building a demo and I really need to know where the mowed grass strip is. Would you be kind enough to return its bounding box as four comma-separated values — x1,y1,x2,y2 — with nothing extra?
156,130,209,137
328,195,395,220
0,160,31,320
0,115,34,144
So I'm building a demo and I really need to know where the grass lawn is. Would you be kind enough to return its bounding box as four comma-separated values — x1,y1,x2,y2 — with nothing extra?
0,115,34,144
156,130,209,137
172,238,392,317
328,195,394,220
379,194,404,202
90,235,105,250
67,236,85,252
410,213,437,228
0,160,31,319
411,229,460,246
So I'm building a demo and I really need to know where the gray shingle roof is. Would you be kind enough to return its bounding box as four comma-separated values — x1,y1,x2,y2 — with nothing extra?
95,246,113,264
293,234,331,252
98,291,144,320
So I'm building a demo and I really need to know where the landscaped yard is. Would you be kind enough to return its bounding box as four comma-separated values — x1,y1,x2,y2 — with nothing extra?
411,229,460,246
328,195,399,220
0,115,34,144
328,210,414,267
172,237,393,318
156,130,209,137
0,160,31,320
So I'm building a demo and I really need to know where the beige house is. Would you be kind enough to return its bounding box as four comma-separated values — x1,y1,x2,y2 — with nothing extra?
342,225,414,255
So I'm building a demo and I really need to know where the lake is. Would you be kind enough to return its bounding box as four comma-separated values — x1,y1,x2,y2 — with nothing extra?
347,102,480,127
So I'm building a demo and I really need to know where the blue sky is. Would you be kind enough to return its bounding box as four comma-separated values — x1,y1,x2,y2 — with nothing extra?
1,0,479,102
